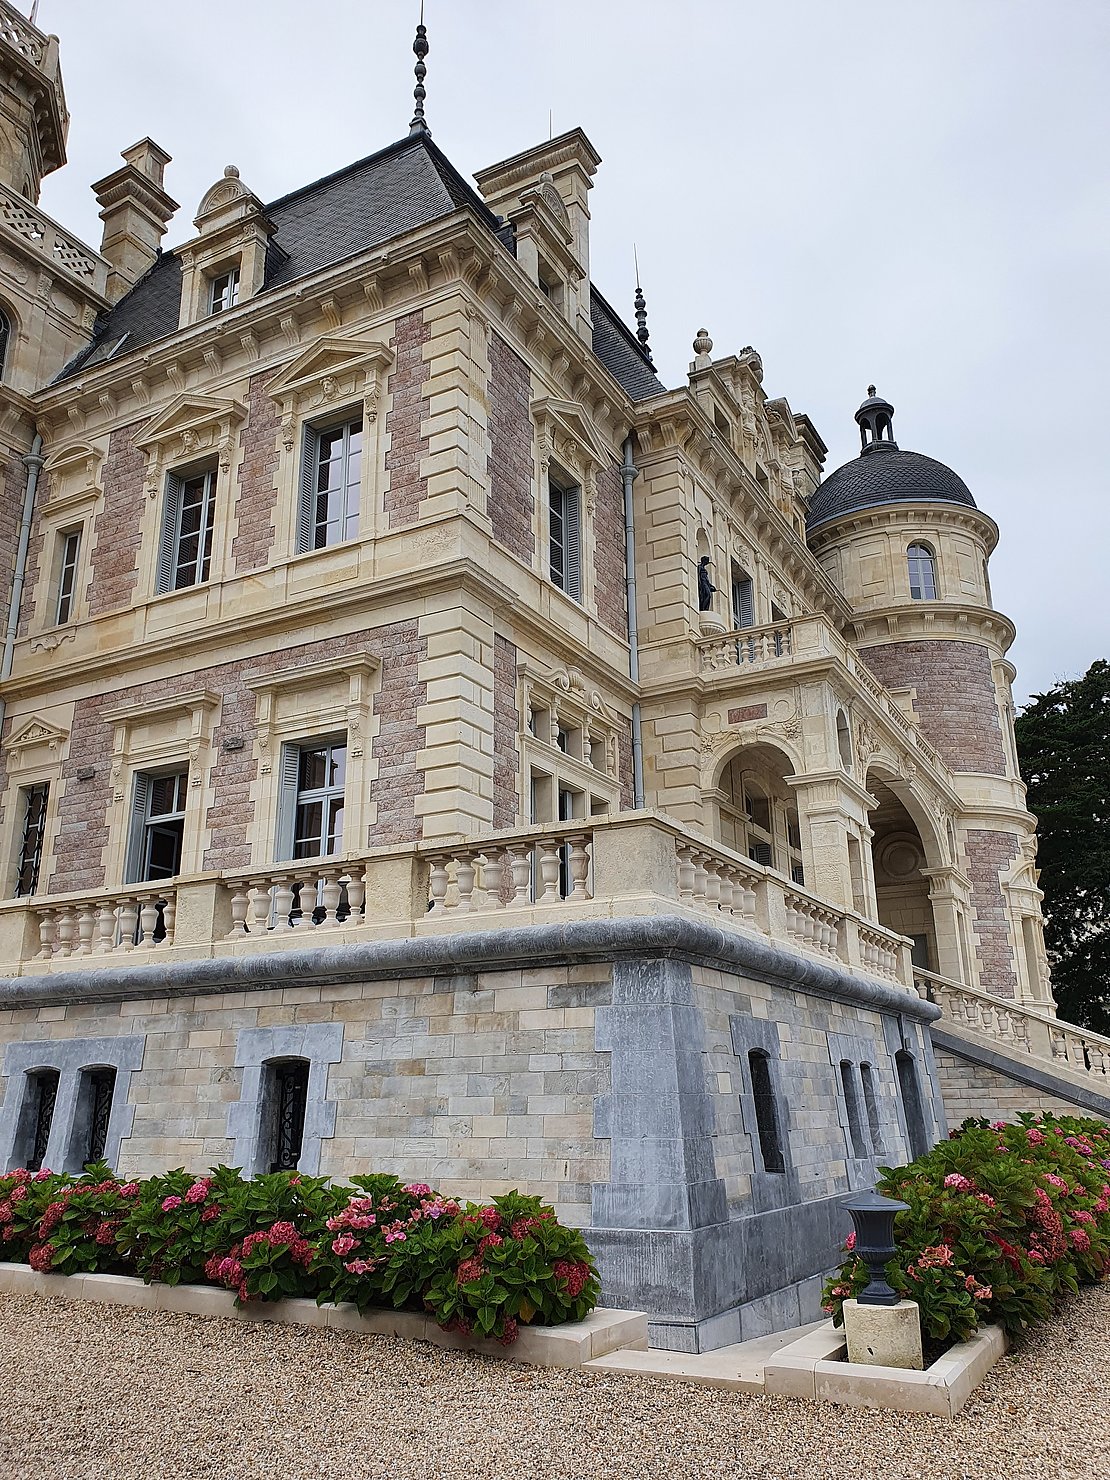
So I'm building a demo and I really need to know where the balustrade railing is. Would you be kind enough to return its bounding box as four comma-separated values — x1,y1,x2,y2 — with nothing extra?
783,885,842,961
224,863,366,938
698,621,795,674
0,10,45,64
0,182,106,289
675,843,760,927
32,888,175,959
914,969,1110,1082
424,829,593,916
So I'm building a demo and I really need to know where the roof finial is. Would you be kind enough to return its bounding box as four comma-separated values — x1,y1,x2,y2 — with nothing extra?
855,385,897,454
632,246,655,369
409,7,431,136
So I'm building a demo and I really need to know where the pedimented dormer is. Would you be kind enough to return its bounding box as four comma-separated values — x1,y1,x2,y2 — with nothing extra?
267,335,394,452
176,165,276,326
532,396,610,507
134,392,247,490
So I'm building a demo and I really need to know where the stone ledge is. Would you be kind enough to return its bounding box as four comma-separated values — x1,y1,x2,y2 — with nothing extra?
0,1263,647,1369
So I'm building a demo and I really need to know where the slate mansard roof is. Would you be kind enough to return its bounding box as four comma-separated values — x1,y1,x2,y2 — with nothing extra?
806,445,978,532
59,132,664,402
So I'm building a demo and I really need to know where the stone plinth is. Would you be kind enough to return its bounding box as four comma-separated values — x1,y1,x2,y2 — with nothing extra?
842,1297,923,1370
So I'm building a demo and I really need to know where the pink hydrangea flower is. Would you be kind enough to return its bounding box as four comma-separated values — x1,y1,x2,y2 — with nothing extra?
32,1170,52,1182
331,1234,358,1257
403,1184,432,1196
973,1285,992,1300
161,1195,182,1212
118,1182,140,1198
184,1180,211,1204
1071,1229,1091,1252
1026,1128,1047,1146
944,1173,974,1192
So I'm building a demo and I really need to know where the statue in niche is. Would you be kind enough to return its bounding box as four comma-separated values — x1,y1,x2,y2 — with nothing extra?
697,556,716,612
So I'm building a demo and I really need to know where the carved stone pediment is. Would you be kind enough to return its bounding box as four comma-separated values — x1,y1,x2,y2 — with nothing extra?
267,336,395,449
533,398,612,488
135,392,247,486
6,715,69,773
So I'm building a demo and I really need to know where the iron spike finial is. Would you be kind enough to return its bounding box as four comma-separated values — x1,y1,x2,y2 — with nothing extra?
409,13,431,136
633,246,655,369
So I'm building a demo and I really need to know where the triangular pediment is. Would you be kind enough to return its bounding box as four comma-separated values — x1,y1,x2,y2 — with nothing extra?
532,398,611,468
135,393,246,452
267,336,395,406
7,715,68,755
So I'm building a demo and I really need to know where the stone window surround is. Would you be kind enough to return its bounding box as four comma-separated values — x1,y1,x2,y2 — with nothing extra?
0,715,68,898
97,689,220,886
31,440,104,644
226,1024,343,1176
826,1029,889,1185
881,1014,947,1156
131,393,247,604
0,1035,144,1174
266,335,394,564
244,654,380,864
729,1014,800,1214
533,398,612,617
519,661,622,824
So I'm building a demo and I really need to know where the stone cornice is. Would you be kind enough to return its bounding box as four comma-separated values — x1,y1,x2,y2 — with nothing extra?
851,603,1016,654
0,913,942,1022
807,500,1000,556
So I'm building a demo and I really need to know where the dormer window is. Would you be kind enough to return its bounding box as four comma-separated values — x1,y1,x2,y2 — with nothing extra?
537,260,564,310
209,267,240,315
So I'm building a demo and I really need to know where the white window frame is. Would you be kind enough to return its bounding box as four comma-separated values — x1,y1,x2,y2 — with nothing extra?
54,529,82,625
209,266,240,315
156,466,218,595
296,413,364,553
275,735,348,863
124,765,190,886
907,542,938,601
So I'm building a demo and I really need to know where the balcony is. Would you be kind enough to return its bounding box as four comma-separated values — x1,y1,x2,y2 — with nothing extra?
0,812,914,990
0,181,109,298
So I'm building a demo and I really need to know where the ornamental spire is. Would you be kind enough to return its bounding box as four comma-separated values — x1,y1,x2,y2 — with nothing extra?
633,246,655,370
409,7,431,136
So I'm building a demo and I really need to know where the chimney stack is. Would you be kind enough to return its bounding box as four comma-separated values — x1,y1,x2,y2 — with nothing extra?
92,138,178,302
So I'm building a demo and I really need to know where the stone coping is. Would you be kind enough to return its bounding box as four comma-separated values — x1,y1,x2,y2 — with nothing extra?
589,1317,1008,1417
0,1262,647,1369
0,914,940,1024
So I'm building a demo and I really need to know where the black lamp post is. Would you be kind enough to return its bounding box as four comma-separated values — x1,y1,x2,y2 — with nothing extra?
843,1190,909,1306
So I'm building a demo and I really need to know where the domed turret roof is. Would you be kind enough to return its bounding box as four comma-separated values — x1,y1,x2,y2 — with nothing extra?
807,388,976,533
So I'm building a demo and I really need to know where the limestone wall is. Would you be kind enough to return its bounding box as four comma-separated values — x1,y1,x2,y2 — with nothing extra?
934,1047,1108,1126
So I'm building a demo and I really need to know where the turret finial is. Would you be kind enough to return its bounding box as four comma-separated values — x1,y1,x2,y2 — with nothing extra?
409,9,431,136
855,385,897,454
633,246,655,369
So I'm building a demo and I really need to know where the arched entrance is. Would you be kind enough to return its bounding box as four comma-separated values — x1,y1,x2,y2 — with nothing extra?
715,743,804,883
866,773,939,971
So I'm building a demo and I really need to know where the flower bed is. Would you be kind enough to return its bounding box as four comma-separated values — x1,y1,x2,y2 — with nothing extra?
824,1112,1110,1345
0,1165,598,1344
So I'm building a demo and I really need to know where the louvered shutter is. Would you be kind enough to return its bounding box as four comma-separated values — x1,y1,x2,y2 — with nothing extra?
564,487,582,602
124,773,151,884
295,428,318,554
733,575,755,629
156,477,183,595
274,744,302,862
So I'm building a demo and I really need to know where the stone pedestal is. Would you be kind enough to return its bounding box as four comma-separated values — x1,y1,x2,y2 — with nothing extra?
842,1298,924,1370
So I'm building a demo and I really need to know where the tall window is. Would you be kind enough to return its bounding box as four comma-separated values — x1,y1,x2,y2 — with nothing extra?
0,305,10,381
81,1068,117,1165
860,1062,885,1156
25,1069,59,1172
278,740,346,860
298,418,362,551
157,469,217,593
209,267,240,314
127,768,189,884
907,543,937,601
745,785,774,868
15,783,49,896
548,475,582,601
262,1058,310,1172
731,566,755,629
896,1049,930,1160
748,1049,785,1173
55,529,81,624
839,1061,868,1158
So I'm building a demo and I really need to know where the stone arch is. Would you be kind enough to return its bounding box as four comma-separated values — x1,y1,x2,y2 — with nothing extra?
864,760,947,972
711,739,803,880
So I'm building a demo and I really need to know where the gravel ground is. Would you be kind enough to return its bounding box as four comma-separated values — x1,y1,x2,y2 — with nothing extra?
1,1286,1108,1480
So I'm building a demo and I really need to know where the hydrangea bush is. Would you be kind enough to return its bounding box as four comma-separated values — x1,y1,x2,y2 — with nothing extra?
0,1162,600,1344
823,1113,1110,1344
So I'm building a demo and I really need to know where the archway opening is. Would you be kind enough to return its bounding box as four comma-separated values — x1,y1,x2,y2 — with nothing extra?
716,743,803,883
867,775,937,970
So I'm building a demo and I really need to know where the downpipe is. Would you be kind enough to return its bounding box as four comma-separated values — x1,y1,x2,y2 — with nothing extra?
621,433,644,808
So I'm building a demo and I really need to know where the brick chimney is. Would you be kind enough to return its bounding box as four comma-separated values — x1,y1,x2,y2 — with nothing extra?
92,138,178,303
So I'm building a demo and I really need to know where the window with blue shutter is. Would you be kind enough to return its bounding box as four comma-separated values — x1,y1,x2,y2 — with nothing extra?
297,416,362,553
549,475,582,602
157,468,217,594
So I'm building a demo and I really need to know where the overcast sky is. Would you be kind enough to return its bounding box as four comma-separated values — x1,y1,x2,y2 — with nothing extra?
29,0,1109,705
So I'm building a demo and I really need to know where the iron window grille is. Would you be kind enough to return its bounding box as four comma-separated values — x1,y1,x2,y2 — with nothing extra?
27,1069,59,1172
266,1059,310,1173
15,782,49,897
297,417,362,552
55,529,81,624
85,1068,117,1164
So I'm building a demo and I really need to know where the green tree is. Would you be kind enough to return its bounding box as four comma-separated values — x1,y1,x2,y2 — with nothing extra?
1015,660,1110,1032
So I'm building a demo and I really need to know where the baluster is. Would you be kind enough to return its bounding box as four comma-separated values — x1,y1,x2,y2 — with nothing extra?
345,868,366,924
35,908,57,960
691,853,709,909
137,896,160,948
271,876,295,932
716,869,735,916
506,843,532,906
454,853,476,912
161,894,176,947
115,897,139,951
482,849,508,908
469,855,490,912
55,908,77,959
95,902,117,953
566,835,591,902
75,906,96,956
704,861,722,912
537,840,562,904
427,856,450,915
226,883,251,939
249,880,273,934
676,845,696,903
318,871,343,928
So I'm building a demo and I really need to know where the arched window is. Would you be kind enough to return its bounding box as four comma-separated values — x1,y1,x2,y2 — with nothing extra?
860,1062,884,1155
895,1050,930,1161
907,543,937,601
748,1049,785,1173
839,1061,868,1158
0,307,10,382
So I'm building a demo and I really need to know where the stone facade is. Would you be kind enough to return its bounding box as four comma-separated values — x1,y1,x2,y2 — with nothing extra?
487,333,535,566
860,639,1007,776
384,310,431,529
933,1047,1109,1126
86,423,146,618
965,829,1022,997
231,370,281,574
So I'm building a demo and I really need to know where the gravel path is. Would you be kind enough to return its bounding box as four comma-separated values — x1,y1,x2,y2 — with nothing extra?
1,1285,1108,1480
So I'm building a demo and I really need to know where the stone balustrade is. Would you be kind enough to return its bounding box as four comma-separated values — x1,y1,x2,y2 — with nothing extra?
0,181,108,293
698,620,795,673
914,969,1110,1082
223,862,366,938
423,828,593,916
31,887,176,959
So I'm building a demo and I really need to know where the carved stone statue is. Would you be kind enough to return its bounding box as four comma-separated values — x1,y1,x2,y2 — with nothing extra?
697,556,716,612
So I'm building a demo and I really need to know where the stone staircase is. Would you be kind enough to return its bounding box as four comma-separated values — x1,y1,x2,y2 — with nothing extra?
915,970,1110,1122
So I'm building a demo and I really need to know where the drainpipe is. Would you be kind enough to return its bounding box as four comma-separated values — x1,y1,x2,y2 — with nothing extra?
621,433,644,807
0,432,44,739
